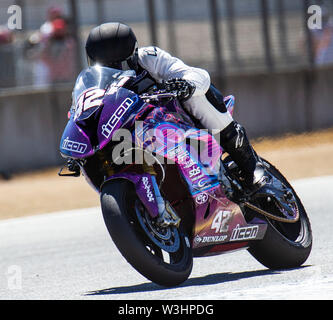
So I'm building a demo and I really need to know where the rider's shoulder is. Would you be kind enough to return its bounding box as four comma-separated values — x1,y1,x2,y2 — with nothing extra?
138,46,168,58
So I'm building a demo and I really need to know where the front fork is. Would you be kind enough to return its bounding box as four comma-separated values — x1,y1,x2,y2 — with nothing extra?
144,163,181,228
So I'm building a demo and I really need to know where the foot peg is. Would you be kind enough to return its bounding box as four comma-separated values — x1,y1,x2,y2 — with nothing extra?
242,162,271,196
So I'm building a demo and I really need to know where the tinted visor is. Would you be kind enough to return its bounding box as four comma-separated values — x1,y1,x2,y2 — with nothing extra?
86,43,138,71
86,54,121,69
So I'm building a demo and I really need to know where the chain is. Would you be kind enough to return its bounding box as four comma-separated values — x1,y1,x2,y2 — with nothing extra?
244,201,299,223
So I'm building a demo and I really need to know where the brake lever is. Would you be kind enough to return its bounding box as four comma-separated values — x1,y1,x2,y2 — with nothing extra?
58,160,81,177
58,166,80,177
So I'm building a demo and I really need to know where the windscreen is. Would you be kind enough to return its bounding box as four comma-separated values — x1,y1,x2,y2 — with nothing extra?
71,65,135,120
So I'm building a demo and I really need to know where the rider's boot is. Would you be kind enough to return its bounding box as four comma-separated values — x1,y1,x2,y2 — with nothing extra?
215,121,269,194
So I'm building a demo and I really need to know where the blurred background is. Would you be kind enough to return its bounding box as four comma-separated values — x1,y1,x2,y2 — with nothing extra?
0,0,333,174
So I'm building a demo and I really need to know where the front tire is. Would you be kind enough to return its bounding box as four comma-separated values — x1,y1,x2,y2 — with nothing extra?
100,179,193,287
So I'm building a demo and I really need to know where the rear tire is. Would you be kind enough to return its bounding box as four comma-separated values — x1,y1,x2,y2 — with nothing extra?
247,159,312,269
100,179,193,287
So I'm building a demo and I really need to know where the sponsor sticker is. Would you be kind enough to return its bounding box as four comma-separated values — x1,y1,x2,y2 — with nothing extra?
142,176,155,203
101,97,134,138
230,224,259,241
195,193,209,205
193,234,228,245
201,235,228,243
62,137,87,154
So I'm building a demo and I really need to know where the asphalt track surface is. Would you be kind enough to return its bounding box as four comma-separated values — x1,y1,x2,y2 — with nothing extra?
1,175,333,300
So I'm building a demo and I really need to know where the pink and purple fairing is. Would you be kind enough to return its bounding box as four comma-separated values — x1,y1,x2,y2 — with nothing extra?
60,66,267,257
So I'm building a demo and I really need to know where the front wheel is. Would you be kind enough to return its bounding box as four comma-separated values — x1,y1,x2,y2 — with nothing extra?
247,159,312,269
100,179,193,287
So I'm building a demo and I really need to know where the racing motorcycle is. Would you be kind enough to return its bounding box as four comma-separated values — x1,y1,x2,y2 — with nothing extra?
59,65,312,287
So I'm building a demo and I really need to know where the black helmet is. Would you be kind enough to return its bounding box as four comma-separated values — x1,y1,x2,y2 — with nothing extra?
85,22,138,70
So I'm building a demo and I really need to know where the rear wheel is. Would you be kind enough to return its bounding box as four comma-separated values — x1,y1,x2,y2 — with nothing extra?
100,179,193,287
247,159,312,269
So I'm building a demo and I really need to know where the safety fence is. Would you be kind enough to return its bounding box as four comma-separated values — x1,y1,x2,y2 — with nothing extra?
0,0,332,88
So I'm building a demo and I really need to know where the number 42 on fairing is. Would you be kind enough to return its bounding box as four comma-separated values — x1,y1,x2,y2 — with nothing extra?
211,210,232,233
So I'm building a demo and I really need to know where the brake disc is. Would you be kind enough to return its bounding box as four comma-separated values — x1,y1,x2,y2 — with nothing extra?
134,202,180,252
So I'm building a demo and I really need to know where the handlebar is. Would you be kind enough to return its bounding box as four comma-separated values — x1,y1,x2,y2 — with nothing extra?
139,91,178,101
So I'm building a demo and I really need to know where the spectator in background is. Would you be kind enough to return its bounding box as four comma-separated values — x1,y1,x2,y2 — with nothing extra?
25,6,76,86
40,6,64,38
0,26,13,44
25,31,49,86
0,26,15,88
311,9,333,65
40,15,76,84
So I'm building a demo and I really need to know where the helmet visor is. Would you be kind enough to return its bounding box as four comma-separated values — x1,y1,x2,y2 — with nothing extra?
86,42,138,71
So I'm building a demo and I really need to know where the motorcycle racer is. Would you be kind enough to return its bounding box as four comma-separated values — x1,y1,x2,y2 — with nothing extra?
84,22,268,197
